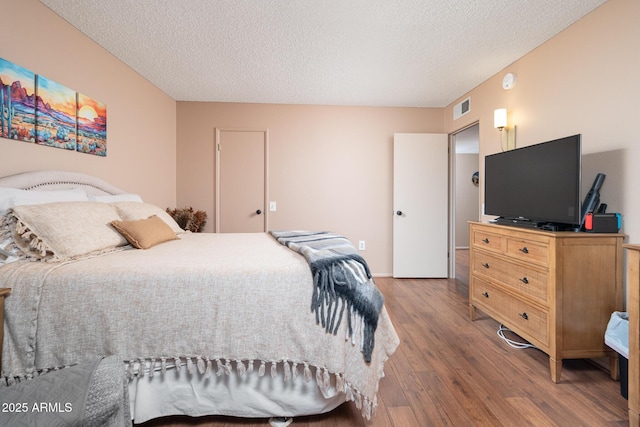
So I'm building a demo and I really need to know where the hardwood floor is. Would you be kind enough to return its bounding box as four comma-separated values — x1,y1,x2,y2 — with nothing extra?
456,247,469,287
139,254,628,426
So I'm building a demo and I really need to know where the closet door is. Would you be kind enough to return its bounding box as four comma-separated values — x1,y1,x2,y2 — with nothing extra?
393,133,448,277
216,129,268,233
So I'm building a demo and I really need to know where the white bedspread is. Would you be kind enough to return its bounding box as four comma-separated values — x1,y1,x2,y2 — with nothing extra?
1,232,399,418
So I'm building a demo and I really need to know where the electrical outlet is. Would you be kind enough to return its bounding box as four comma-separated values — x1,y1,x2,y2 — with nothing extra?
358,240,365,251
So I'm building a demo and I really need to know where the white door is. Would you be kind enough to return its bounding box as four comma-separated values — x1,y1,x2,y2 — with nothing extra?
393,133,448,277
216,129,267,233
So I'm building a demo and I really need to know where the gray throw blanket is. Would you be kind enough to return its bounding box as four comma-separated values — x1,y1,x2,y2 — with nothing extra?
270,231,384,362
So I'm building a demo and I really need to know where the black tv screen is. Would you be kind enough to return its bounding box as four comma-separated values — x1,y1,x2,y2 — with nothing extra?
484,134,581,227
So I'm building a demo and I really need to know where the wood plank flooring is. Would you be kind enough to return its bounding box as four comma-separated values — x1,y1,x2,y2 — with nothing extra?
139,249,628,426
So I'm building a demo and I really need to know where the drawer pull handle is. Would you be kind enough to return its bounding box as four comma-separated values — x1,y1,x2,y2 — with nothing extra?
482,292,489,298
483,262,490,269
519,312,529,320
482,238,490,244
520,277,529,284
520,247,529,254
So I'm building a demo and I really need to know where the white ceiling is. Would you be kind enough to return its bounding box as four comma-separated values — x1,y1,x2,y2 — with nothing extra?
39,0,607,108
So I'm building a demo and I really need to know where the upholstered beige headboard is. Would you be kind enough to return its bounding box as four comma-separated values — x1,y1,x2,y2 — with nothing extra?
0,170,128,196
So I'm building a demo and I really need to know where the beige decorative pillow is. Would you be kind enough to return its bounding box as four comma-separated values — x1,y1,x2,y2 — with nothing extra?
110,202,184,234
111,215,179,249
8,201,128,261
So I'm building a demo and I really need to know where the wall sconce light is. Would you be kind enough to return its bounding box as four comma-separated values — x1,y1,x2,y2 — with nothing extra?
494,108,516,151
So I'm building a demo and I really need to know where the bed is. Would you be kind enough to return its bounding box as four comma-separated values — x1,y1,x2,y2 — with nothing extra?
0,170,399,425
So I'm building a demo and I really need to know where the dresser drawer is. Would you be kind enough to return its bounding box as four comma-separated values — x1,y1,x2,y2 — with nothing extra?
472,278,549,346
472,252,548,304
472,228,503,254
505,237,549,267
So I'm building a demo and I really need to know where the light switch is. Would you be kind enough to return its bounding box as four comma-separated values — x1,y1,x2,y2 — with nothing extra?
269,201,277,212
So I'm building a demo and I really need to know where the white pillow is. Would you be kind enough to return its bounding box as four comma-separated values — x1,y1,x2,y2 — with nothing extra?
88,193,143,203
0,187,89,216
0,195,13,217
110,202,184,234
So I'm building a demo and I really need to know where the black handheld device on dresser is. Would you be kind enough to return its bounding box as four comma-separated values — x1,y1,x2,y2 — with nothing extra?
580,173,605,231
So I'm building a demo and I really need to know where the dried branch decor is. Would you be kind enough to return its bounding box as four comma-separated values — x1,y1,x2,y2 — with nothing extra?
166,207,207,233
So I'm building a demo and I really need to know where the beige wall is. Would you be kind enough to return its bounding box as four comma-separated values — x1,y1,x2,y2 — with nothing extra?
0,0,177,208
177,102,443,275
444,0,640,247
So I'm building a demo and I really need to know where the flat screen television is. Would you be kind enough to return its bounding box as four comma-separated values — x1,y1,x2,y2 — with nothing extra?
484,134,581,230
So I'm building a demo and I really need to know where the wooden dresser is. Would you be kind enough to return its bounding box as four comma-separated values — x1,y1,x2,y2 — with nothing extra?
469,221,623,383
625,244,640,427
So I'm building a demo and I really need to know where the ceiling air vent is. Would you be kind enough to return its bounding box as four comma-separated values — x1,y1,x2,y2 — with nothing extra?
453,97,470,120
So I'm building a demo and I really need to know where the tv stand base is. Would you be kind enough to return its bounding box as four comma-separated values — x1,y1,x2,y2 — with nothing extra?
491,217,578,232
492,217,542,229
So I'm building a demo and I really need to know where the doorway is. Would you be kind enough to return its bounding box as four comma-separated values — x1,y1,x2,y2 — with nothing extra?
449,124,479,286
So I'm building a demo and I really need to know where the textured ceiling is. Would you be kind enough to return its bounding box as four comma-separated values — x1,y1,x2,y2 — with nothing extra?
39,0,607,107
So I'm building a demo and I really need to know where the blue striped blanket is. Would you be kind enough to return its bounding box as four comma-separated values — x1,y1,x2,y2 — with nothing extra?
269,231,384,362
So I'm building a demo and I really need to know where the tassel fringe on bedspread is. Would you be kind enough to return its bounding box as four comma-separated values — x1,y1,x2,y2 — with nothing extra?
1,356,378,420
269,230,384,363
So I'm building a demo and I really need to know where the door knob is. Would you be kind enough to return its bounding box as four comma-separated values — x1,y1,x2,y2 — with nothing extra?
396,210,403,216
256,209,262,215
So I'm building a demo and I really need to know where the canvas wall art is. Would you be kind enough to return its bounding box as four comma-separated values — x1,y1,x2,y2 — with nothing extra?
77,92,107,156
35,75,77,150
0,57,107,156
0,58,36,142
